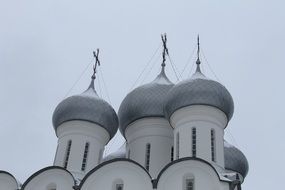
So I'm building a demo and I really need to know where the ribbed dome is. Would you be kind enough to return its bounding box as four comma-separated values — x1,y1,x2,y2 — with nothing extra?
164,67,234,121
224,141,249,178
52,79,119,139
118,68,174,136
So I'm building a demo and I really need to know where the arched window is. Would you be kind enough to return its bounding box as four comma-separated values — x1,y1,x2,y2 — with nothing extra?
211,129,216,162
176,132,180,159
46,183,56,190
183,174,194,190
171,146,174,161
145,143,151,171
63,140,72,169
81,142,89,171
192,128,196,157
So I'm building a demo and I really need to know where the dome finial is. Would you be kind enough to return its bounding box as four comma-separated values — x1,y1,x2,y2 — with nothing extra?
195,35,202,73
161,33,168,70
88,49,101,90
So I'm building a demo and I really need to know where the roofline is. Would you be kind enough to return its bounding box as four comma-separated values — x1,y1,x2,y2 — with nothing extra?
154,157,229,188
21,166,76,190
79,158,152,188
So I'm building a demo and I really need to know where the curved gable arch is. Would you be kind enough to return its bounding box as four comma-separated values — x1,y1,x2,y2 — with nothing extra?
80,158,152,190
21,166,75,190
156,157,230,190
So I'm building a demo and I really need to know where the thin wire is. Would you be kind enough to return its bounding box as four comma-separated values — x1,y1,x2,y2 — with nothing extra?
97,72,103,98
181,44,197,77
167,54,181,81
201,48,221,82
63,58,94,99
141,52,161,84
129,43,161,91
187,60,196,77
225,128,240,149
99,67,112,104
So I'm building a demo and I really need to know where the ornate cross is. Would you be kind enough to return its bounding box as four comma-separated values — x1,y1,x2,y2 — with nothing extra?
92,49,101,79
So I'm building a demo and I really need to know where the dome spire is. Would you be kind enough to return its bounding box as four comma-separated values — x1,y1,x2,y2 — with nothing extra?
88,49,101,90
195,35,202,73
153,34,173,85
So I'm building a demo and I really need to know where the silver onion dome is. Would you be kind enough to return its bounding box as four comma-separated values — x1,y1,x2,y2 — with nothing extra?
52,79,119,139
224,141,249,178
118,67,174,136
164,65,234,121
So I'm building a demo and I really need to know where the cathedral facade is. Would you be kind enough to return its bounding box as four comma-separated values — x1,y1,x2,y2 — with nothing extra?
0,38,248,190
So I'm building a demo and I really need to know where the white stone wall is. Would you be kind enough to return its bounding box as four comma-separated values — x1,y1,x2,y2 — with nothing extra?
54,120,110,179
125,118,173,177
170,105,227,167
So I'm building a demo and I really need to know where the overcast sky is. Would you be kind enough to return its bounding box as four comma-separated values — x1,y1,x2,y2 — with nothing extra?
0,0,284,189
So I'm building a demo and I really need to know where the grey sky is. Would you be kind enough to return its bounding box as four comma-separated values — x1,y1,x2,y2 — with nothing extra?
0,0,284,189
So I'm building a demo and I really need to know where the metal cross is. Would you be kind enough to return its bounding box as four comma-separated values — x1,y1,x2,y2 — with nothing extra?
161,33,169,67
92,49,101,79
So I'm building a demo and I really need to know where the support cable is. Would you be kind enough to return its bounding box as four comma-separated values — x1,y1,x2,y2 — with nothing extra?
201,48,221,82
99,67,112,104
181,44,197,77
140,52,161,84
97,71,103,97
129,43,161,91
63,58,94,99
167,54,181,81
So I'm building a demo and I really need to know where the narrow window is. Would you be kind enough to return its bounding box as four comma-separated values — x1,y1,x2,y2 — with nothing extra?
171,146,174,161
192,128,196,157
128,149,130,159
176,133,179,159
145,143,151,171
63,140,72,169
211,129,216,162
116,184,123,190
81,142,89,171
185,178,194,190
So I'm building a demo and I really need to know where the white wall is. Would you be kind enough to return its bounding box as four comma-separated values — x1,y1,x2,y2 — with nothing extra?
22,167,74,190
157,159,229,190
54,120,110,179
80,160,153,190
0,172,18,190
170,105,227,167
125,118,173,178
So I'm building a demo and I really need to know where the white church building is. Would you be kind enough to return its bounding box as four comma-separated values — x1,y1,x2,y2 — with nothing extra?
0,37,248,190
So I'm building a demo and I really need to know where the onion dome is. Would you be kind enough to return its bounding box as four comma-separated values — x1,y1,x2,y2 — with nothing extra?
224,141,249,178
164,37,234,122
53,51,119,139
118,67,174,136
